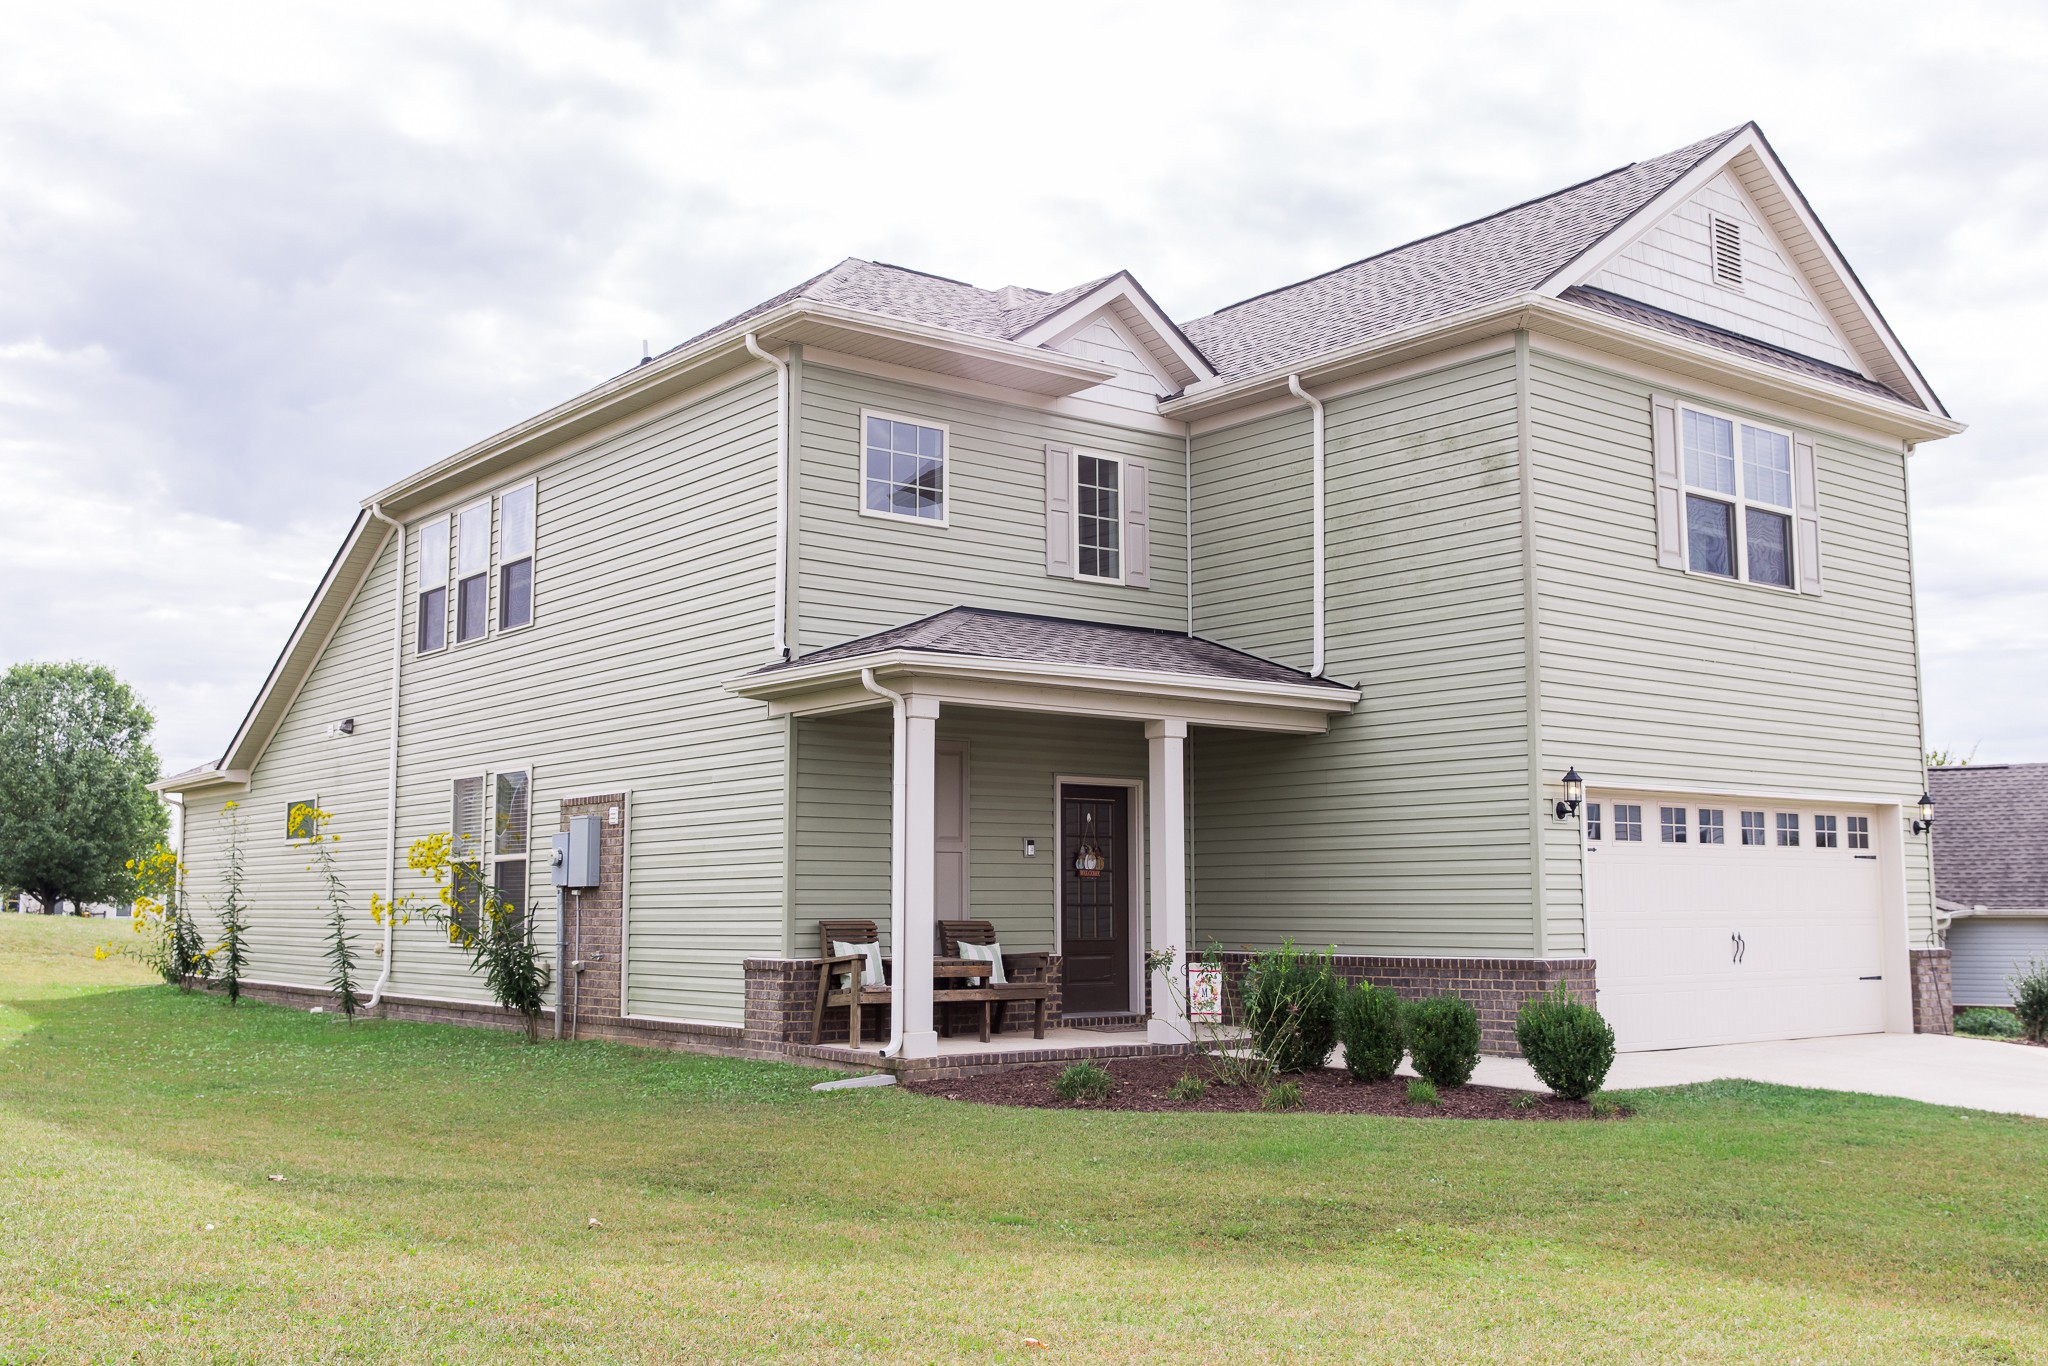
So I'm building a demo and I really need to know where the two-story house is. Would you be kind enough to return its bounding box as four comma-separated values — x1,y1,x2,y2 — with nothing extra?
158,123,1963,1066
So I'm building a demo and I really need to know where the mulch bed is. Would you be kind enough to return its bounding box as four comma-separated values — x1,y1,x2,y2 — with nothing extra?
904,1055,1623,1120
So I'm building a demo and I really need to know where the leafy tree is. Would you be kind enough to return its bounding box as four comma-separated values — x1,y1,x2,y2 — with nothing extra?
0,662,167,913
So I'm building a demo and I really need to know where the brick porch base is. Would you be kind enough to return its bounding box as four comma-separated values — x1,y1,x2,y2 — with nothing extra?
1910,947,1954,1035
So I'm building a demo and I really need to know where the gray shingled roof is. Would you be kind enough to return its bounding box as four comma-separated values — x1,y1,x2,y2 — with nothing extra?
1178,127,1746,379
1561,286,1908,402
757,607,1351,690
673,258,1115,355
1930,763,2048,910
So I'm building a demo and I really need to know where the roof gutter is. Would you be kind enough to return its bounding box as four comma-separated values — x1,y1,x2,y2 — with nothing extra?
743,333,791,661
363,503,406,1009
858,668,909,1060
1286,375,1327,676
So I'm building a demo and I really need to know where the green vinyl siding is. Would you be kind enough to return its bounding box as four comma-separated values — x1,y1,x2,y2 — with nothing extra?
792,706,1148,960
1190,352,1539,955
1527,348,1934,944
180,373,789,1023
794,364,1188,650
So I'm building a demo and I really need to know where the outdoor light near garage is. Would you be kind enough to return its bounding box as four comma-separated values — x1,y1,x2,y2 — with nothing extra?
1912,791,1935,834
1555,767,1585,820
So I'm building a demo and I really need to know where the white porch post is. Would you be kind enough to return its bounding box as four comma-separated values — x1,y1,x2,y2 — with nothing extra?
898,694,941,1058
1146,719,1190,1044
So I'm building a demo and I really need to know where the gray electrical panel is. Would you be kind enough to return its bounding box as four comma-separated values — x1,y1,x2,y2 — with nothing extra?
550,815,602,889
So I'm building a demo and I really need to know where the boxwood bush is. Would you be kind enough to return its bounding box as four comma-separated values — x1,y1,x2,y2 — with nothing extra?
1336,980,1405,1081
1403,994,1480,1088
1241,942,1341,1074
1514,984,1616,1100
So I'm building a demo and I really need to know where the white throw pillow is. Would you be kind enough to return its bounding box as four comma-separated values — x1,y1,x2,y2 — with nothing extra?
831,940,885,989
956,940,1007,985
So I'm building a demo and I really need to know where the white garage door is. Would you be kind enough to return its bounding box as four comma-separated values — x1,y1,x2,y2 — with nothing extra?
1588,794,1886,1051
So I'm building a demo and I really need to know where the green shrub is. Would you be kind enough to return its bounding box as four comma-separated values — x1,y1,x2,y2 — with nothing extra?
1262,1081,1302,1111
1336,980,1405,1082
2010,958,2048,1043
1955,1007,2022,1039
1511,1091,1538,1111
1403,994,1481,1088
1405,1077,1439,1106
1052,1061,1113,1102
1240,942,1341,1074
1166,1072,1206,1103
1514,984,1616,1100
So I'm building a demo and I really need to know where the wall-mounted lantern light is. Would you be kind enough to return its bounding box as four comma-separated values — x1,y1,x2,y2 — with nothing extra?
1912,791,1934,835
1554,767,1584,821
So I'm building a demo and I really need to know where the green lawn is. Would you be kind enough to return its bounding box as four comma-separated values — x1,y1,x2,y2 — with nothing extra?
0,918,2040,1363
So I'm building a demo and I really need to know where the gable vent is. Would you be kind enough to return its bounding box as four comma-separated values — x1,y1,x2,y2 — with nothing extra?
1709,213,1744,289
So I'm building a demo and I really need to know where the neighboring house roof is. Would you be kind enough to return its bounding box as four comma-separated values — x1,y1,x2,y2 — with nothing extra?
1929,763,2048,912
754,606,1353,691
1177,128,1746,380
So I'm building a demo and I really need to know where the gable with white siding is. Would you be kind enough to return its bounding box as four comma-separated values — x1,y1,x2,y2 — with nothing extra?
1045,310,1178,411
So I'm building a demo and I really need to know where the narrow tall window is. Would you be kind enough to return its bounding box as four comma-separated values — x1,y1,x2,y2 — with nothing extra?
1846,815,1870,850
1698,809,1726,845
1740,810,1766,846
1814,814,1839,849
417,517,449,654
1613,804,1643,842
493,770,530,936
452,776,487,934
1585,803,1602,841
1659,806,1687,843
1776,812,1800,847
499,484,535,630
1075,454,1123,581
862,413,946,523
286,797,321,842
455,501,490,643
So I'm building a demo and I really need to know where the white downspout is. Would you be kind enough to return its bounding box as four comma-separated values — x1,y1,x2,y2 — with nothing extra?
743,333,790,661
364,504,406,1008
1286,374,1326,676
859,667,908,1058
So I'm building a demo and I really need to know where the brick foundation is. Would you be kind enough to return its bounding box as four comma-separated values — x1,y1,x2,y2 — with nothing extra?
557,794,628,1039
1209,952,1598,1056
1910,947,1953,1035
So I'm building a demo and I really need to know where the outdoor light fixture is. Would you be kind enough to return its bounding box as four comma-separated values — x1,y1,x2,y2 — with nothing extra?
1554,767,1585,821
1912,791,1935,835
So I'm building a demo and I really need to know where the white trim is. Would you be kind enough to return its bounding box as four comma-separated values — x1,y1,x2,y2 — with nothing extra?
856,407,952,529
1071,448,1127,585
1052,774,1147,1016
618,1012,742,1030
1672,398,1802,593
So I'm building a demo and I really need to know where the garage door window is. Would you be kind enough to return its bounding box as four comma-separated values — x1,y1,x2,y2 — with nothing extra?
1741,810,1766,846
1585,803,1603,840
1813,814,1839,848
1659,807,1687,843
1698,809,1726,844
1846,816,1869,850
1613,805,1643,841
1776,813,1800,847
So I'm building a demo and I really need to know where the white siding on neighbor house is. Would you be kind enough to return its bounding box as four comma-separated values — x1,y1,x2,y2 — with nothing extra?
1191,352,1541,957
1947,917,2048,1007
1528,347,1934,949
791,705,1149,958
793,361,1188,651
182,372,790,1024
1585,171,1860,370
1047,313,1174,411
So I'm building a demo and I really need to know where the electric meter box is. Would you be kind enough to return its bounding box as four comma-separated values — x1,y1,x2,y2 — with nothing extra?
550,816,602,889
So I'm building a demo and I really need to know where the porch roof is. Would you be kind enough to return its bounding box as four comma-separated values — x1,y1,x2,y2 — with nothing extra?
729,608,1359,734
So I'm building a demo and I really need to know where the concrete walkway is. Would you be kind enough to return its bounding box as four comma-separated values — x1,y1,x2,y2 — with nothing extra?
1464,1033,2048,1118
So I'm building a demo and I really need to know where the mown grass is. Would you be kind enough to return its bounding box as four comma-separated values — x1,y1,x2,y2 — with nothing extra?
0,915,2041,1363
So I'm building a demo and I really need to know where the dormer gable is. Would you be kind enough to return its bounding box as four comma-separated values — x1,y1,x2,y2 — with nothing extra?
1010,272,1215,409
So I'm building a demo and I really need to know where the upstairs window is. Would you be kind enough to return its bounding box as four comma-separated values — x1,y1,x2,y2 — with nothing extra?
417,517,449,654
455,501,491,643
1681,407,1796,589
1075,454,1123,582
499,483,535,630
862,412,947,524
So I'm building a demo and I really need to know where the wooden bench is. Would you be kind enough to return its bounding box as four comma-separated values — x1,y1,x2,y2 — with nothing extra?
807,919,1053,1046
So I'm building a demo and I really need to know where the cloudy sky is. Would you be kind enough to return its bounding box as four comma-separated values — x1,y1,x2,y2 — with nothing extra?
2,0,2043,772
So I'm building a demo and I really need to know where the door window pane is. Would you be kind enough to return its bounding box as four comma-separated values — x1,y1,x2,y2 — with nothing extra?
1687,495,1735,577
1814,814,1838,849
1745,507,1793,587
1741,810,1766,845
1659,807,1687,843
1775,812,1800,847
1846,816,1870,850
1613,804,1643,842
1698,809,1726,844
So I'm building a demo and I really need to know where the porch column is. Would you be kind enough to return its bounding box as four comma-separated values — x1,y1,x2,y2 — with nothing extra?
898,694,941,1058
1146,719,1190,1044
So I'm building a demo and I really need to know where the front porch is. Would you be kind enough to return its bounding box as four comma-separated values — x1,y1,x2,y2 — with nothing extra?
730,608,1360,1066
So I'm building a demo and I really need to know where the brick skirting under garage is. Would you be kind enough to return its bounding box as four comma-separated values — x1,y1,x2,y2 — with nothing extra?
1910,947,1954,1035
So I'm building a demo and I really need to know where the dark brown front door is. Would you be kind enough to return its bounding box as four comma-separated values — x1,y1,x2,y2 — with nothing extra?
1060,785,1130,1014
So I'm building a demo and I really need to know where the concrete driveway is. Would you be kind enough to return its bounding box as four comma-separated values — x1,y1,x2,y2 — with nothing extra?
1468,1033,2048,1117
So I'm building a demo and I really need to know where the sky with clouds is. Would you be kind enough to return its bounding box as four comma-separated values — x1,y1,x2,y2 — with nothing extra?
2,0,2043,773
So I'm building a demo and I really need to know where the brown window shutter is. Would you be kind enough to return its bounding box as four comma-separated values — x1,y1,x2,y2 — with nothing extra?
1651,395,1684,570
1123,461,1150,588
1792,434,1824,595
1045,444,1074,577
